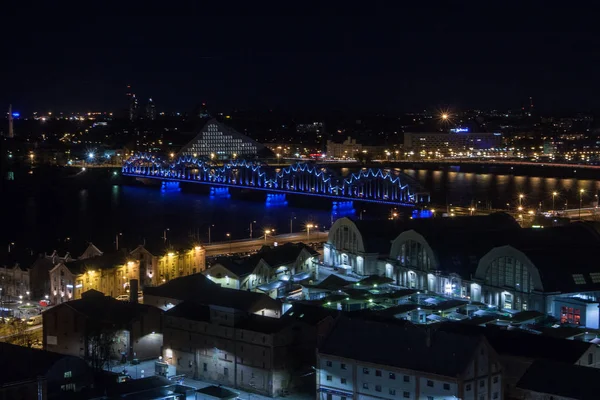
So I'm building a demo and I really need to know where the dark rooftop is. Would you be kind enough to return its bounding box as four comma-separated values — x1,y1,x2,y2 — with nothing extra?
144,272,216,298
351,218,403,254
195,385,239,400
320,317,483,377
58,291,159,325
0,342,86,385
438,322,593,364
65,250,130,274
517,360,600,400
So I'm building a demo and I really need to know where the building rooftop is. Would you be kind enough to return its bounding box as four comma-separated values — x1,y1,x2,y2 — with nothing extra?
320,317,484,377
0,342,86,385
64,250,130,274
144,272,216,299
148,274,281,314
438,322,593,364
59,290,159,325
351,219,403,254
516,360,600,400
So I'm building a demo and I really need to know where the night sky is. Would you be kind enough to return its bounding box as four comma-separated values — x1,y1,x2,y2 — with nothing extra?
2,4,599,114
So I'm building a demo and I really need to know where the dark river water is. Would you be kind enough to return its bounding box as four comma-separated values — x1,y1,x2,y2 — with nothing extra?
1,166,598,255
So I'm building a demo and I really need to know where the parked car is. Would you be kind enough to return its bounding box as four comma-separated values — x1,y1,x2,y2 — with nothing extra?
116,295,129,301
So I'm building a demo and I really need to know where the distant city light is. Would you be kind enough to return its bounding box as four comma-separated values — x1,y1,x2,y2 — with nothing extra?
11,112,20,118
88,152,95,159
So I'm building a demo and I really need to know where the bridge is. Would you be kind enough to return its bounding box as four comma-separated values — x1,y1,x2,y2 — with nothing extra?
122,153,429,207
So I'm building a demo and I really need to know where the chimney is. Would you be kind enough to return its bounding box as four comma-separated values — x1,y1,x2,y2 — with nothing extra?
8,104,14,138
129,279,139,303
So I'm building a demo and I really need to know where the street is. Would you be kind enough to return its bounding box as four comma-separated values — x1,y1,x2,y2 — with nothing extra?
204,231,328,257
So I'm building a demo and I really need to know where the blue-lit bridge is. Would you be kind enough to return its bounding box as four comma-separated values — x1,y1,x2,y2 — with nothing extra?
122,153,429,207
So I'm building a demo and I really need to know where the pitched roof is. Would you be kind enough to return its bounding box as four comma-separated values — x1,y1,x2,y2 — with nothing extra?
146,274,280,314
438,322,592,364
57,292,158,325
0,342,88,385
144,272,216,298
517,360,600,400
64,250,130,275
319,317,482,377
352,219,403,254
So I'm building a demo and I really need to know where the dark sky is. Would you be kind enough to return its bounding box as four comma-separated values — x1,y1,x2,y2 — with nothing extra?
2,4,599,114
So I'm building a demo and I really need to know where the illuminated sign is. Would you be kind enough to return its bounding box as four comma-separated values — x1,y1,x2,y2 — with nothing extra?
11,112,20,118
450,127,469,133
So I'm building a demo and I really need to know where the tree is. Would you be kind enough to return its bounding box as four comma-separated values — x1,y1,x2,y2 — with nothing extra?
87,325,118,371
355,151,372,164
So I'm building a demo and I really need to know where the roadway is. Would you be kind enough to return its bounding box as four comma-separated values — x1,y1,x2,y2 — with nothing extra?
204,231,328,257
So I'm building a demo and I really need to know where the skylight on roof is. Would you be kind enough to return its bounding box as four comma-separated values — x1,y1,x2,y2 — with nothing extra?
573,274,586,285
590,273,600,284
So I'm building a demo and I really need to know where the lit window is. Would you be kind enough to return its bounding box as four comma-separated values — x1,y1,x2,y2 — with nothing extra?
573,274,586,284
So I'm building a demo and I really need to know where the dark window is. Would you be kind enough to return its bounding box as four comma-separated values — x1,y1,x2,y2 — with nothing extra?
375,385,381,392
363,383,369,389
326,361,332,367
466,384,472,391
326,375,332,381
389,389,396,395
341,378,347,384
443,383,450,390
375,370,382,377
326,394,332,400
341,363,347,370
224,367,228,377
389,372,396,380
403,392,410,399
589,353,594,365
493,376,499,384
493,393,499,399
203,363,207,372
341,397,346,400
363,368,369,374
479,380,485,388
426,380,433,387
403,375,410,382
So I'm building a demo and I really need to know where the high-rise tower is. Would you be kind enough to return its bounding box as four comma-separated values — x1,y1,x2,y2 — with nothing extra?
146,98,156,120
7,104,14,138
126,84,138,121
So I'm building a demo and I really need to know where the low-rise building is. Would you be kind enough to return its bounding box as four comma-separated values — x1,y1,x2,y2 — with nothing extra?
163,301,335,397
0,341,93,400
130,239,206,287
0,261,31,301
48,250,141,303
317,317,503,400
515,360,600,400
205,243,318,297
43,289,163,362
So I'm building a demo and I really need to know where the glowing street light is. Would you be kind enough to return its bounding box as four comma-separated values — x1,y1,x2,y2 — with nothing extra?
306,223,315,240
518,194,524,207
441,113,449,120
579,189,585,219
552,191,558,212
264,229,274,243
88,152,95,160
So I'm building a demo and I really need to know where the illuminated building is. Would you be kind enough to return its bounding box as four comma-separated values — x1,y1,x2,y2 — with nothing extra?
146,98,156,120
48,251,141,304
204,243,318,298
0,262,30,301
130,242,206,287
326,136,363,159
178,118,264,160
403,131,502,158
43,289,162,362
126,84,138,121
317,318,503,400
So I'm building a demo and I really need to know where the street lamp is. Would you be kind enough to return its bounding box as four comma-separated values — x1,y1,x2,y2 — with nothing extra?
360,209,366,220
306,224,315,240
249,221,256,239
519,194,524,207
208,224,214,244
579,189,585,219
264,229,274,243
552,191,558,212
26,291,30,300
226,233,232,253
